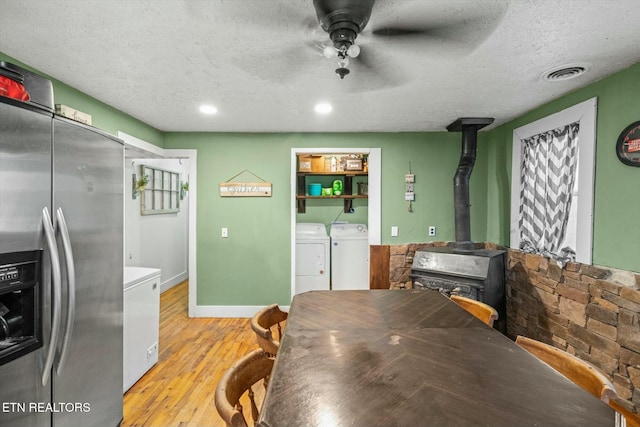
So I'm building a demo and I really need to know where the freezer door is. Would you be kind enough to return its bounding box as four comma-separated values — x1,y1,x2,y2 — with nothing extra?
52,117,123,427
0,99,51,426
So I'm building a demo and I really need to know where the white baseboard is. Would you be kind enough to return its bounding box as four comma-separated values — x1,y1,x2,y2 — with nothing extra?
160,271,188,293
193,305,291,318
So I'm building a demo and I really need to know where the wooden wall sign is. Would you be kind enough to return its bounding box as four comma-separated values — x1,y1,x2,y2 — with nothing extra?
219,182,272,197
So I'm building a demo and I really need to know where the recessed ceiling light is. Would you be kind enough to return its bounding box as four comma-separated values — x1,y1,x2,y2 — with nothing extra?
315,103,332,114
199,105,218,114
541,63,590,82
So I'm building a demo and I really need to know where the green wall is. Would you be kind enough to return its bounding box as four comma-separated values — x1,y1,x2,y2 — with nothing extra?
7,50,637,307
485,62,640,273
0,52,163,146
164,132,488,306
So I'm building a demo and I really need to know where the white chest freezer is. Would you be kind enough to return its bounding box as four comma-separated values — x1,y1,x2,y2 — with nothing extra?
123,267,161,392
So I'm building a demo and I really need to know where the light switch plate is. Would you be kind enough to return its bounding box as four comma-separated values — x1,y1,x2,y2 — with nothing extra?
391,226,398,237
221,227,228,238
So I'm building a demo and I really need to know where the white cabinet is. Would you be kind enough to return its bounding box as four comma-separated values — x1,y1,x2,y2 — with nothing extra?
123,267,161,393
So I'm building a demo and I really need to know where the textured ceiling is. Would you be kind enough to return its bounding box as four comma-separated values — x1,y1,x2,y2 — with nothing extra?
1,0,640,133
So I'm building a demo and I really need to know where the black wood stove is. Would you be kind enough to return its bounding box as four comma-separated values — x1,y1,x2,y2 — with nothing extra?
410,246,505,331
411,118,506,332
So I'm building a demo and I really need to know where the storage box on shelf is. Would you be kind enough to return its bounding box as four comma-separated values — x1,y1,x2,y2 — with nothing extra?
298,155,325,172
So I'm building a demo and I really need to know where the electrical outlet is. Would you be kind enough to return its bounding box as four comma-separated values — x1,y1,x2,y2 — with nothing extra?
428,226,436,237
221,227,228,238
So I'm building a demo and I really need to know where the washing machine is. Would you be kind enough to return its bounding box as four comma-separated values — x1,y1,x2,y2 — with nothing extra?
330,223,369,290
295,223,331,295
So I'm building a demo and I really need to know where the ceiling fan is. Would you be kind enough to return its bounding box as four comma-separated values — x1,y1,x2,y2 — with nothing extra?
312,0,375,79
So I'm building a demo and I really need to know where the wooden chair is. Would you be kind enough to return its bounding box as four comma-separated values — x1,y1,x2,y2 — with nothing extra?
214,349,274,427
515,336,617,404
449,294,498,327
250,304,288,357
609,398,640,427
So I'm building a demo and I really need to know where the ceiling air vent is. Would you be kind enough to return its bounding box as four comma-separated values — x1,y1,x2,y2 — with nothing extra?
542,64,589,82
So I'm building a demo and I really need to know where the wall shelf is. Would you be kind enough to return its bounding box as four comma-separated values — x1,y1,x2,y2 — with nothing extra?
296,171,368,177
296,195,369,199
296,170,367,214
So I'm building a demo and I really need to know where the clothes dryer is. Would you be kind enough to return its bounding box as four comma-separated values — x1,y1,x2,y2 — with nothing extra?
295,223,330,294
330,223,369,290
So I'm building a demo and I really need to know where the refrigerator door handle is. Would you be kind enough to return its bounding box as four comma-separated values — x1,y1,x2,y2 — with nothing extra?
42,207,62,386
55,207,76,376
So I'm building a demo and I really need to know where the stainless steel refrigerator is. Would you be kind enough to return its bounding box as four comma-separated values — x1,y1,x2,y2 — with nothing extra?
0,62,123,426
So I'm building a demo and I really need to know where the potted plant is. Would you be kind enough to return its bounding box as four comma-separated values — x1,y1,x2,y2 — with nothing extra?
132,174,149,199
180,181,189,200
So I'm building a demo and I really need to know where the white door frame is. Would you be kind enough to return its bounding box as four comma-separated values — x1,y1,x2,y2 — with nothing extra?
290,147,381,300
118,132,198,317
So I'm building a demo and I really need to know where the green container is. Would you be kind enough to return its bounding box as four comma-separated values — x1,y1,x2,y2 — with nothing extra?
332,180,343,195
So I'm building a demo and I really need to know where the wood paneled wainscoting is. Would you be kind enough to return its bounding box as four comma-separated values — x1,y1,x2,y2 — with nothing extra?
122,281,257,427
369,245,390,289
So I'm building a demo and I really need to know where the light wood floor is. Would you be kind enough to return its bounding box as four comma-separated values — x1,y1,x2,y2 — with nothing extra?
122,280,257,427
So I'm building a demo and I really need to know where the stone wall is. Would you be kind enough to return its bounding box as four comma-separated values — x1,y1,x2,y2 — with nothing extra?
385,242,640,413
507,248,640,413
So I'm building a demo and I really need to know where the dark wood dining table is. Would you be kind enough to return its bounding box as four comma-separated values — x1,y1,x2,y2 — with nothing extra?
258,289,614,427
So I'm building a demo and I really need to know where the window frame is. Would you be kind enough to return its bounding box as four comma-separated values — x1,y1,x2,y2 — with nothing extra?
140,164,181,215
509,97,597,265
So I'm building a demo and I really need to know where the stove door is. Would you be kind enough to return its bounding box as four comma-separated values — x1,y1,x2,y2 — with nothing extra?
411,275,480,300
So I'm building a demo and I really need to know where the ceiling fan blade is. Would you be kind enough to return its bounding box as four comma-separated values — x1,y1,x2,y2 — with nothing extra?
370,27,427,37
229,44,324,84
367,1,508,55
339,45,413,93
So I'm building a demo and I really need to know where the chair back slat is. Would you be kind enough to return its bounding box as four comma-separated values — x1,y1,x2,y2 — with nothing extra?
450,294,498,327
610,399,640,427
215,349,274,427
251,304,288,357
515,335,616,404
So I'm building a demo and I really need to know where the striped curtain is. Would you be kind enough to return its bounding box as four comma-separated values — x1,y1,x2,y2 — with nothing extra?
518,122,580,264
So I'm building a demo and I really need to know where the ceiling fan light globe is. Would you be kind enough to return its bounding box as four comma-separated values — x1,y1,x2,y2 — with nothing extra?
323,45,338,58
347,45,360,58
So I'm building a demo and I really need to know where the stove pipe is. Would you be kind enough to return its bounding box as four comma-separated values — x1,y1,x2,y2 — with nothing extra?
446,118,494,250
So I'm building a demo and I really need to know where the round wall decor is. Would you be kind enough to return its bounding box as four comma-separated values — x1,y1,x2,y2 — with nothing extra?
616,120,640,167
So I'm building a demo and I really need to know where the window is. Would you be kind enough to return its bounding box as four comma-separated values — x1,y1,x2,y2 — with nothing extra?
510,98,597,265
139,164,180,215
